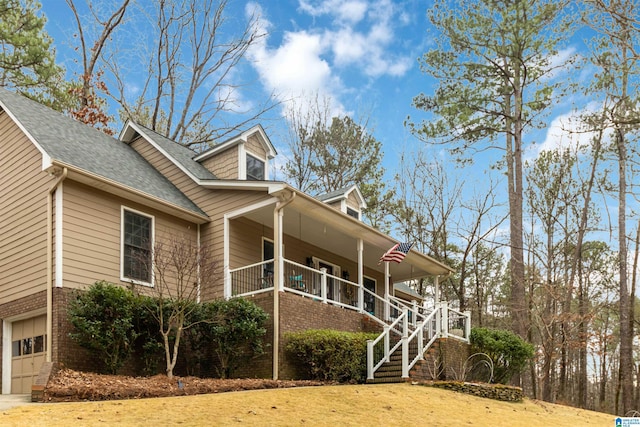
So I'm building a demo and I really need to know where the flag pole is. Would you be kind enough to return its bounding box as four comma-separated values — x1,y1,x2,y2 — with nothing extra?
384,261,390,321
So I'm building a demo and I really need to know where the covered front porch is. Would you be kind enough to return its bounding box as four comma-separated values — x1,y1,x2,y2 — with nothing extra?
222,189,454,325
221,189,471,380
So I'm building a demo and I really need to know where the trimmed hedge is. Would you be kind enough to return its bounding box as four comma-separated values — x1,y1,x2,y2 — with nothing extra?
469,327,534,384
285,329,378,383
67,281,139,374
68,282,268,378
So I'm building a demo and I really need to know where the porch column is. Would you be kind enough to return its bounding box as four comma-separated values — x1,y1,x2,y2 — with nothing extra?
357,239,363,312
223,215,231,298
434,275,440,304
272,191,295,380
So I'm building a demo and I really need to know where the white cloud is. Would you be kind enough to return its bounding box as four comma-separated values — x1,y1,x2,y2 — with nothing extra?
526,103,613,160
246,0,414,118
298,0,368,24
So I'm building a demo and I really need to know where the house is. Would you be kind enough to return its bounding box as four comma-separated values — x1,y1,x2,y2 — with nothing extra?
0,88,470,394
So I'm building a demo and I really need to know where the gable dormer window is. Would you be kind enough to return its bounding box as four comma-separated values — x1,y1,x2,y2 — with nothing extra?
246,153,265,180
346,207,360,219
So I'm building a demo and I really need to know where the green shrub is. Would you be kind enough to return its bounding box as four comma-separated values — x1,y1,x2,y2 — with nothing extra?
285,329,378,383
200,298,269,378
133,295,165,376
68,281,139,374
469,327,534,384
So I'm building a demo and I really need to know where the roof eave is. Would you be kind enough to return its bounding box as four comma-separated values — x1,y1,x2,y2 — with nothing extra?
51,161,210,224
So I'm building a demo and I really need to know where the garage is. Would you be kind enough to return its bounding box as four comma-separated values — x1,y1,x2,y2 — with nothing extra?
11,315,46,394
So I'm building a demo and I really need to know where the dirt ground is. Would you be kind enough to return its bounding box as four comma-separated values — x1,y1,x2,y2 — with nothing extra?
43,368,325,402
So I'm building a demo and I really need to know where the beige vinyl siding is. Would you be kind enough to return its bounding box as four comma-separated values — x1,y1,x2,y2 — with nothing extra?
325,200,342,211
128,135,276,300
130,137,200,196
246,134,266,157
62,181,198,289
200,147,238,179
346,191,360,211
0,111,50,303
228,217,269,269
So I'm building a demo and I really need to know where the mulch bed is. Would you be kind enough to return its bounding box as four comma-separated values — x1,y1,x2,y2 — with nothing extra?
44,368,326,402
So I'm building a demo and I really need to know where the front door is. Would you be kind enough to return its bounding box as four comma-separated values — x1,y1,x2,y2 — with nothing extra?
11,315,47,393
318,261,335,301
364,277,376,315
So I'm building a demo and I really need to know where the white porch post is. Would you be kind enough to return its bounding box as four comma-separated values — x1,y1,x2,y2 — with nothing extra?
320,268,328,303
434,275,440,304
357,239,363,312
384,261,390,321
223,215,231,298
272,191,295,381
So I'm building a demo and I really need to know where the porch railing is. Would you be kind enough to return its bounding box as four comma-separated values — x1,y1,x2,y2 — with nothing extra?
231,258,394,319
229,260,274,296
229,258,471,381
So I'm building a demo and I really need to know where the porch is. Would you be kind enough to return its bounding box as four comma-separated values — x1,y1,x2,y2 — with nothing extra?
222,189,470,380
230,257,471,382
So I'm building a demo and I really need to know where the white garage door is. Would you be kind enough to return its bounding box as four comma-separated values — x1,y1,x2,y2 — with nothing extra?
11,315,46,394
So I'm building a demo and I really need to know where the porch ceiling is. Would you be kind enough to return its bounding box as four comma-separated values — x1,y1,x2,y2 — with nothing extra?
243,195,452,281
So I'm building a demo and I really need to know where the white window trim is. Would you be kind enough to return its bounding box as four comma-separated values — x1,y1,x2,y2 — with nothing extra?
120,206,155,287
262,237,274,262
245,150,266,181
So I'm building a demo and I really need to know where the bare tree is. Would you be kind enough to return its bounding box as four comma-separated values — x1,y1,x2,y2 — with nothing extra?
65,0,131,134
282,93,391,229
107,0,277,148
582,0,640,414
145,234,220,379
393,150,506,309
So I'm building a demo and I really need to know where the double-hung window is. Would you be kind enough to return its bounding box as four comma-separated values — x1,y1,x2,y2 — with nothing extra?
246,154,265,180
122,208,153,285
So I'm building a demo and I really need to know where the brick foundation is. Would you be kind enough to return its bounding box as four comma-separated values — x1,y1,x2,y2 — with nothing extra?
237,291,381,380
411,338,471,381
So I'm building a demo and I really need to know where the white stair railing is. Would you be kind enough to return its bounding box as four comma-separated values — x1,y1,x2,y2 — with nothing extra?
366,302,471,381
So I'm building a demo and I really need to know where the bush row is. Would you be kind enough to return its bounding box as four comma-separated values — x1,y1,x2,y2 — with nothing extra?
67,281,268,378
285,329,379,383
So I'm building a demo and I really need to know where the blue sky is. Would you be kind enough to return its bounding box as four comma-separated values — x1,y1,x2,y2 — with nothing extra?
40,0,451,176
40,1,596,193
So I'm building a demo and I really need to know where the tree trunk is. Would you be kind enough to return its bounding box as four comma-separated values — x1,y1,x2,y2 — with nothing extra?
617,126,633,416
577,262,587,408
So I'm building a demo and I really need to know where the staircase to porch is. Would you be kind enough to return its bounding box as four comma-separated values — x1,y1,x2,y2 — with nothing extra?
365,302,471,383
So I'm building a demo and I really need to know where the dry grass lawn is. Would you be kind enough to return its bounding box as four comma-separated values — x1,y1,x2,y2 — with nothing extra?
1,383,614,426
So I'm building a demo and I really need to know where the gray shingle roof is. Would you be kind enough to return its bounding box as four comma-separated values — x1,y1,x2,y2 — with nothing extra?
129,123,217,180
0,88,206,217
316,186,354,202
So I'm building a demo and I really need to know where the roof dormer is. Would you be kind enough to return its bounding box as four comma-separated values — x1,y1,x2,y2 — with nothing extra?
193,125,277,180
316,185,367,220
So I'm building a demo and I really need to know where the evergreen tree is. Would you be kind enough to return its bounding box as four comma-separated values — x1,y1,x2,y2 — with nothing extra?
0,0,71,109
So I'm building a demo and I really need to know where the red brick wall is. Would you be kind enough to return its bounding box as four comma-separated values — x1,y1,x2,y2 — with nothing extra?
229,292,275,379
52,288,99,372
411,338,471,381
233,291,383,379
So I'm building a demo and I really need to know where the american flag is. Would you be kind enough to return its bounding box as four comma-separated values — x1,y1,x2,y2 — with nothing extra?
378,242,414,264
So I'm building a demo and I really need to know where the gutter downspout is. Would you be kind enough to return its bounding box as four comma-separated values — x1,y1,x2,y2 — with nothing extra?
47,167,67,363
272,191,295,380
